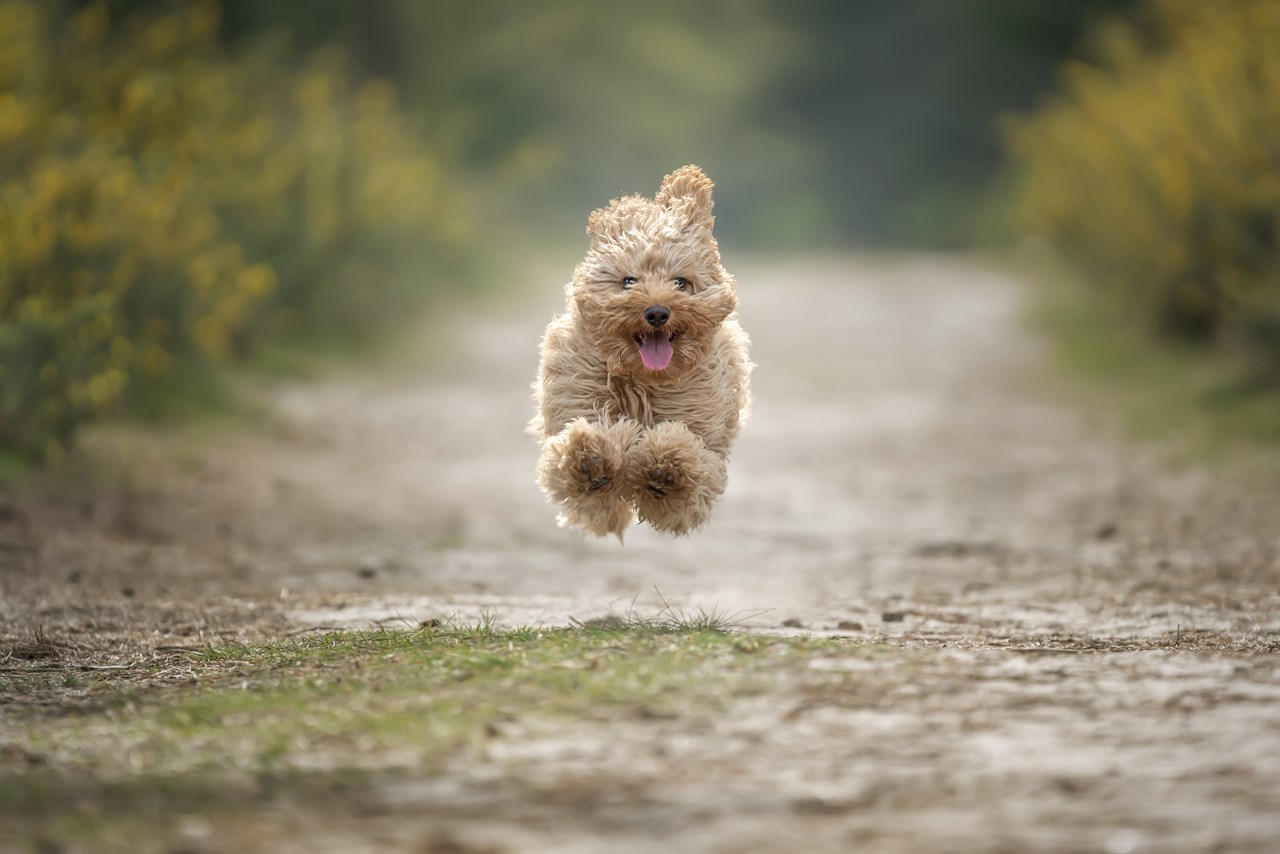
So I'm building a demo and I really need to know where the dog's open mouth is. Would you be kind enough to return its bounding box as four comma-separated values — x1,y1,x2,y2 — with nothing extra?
634,330,678,371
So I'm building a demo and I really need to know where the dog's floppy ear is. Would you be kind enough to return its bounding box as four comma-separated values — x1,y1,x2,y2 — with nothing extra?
586,195,648,244
656,165,714,227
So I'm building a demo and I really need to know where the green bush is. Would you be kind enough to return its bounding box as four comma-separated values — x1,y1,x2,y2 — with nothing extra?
1007,0,1280,377
0,1,466,460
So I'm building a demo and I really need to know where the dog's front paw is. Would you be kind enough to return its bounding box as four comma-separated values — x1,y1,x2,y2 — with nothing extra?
537,417,644,503
644,460,682,497
632,451,698,529
627,422,727,535
537,417,645,540
549,421,622,499
569,442,617,495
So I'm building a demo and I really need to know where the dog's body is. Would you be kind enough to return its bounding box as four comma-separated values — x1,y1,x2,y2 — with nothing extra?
528,166,751,538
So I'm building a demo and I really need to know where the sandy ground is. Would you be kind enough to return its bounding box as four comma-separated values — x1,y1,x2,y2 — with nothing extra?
2,255,1278,852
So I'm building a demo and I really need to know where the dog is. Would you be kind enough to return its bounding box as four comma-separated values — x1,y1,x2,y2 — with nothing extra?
528,165,751,538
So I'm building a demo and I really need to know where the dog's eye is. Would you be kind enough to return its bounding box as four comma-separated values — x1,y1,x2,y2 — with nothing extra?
673,277,689,291
621,276,637,289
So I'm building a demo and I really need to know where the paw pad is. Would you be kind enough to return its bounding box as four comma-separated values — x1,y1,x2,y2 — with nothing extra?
570,449,613,493
646,462,680,496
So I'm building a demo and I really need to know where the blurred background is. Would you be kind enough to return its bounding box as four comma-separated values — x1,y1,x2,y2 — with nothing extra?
1,0,1276,465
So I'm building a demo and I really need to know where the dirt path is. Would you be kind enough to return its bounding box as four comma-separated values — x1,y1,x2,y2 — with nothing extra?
3,256,1278,852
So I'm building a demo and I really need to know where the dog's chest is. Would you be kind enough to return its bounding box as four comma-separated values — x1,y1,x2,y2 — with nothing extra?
606,376,655,426
606,375,692,428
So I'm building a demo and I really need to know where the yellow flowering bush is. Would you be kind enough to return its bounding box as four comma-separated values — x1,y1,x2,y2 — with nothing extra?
1008,0,1280,372
0,1,463,459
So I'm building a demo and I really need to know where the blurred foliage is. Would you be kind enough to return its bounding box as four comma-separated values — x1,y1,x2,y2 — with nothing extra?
765,0,1132,247
0,0,465,460
393,0,805,244
186,0,1129,248
1008,0,1280,378
8,0,1260,461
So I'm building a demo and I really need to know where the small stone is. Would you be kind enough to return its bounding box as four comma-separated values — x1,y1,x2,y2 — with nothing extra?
178,816,212,840
1104,829,1144,854
792,795,848,815
65,568,82,584
121,587,136,598
357,565,377,579
1094,522,1118,540
782,618,804,628
881,611,906,622
836,620,863,631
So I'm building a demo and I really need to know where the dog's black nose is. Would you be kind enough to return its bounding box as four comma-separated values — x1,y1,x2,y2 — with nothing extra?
644,306,670,328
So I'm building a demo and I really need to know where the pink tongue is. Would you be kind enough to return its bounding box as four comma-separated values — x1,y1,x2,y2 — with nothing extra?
639,331,673,371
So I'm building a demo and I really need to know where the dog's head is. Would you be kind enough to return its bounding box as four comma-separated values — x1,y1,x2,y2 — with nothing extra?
569,165,736,383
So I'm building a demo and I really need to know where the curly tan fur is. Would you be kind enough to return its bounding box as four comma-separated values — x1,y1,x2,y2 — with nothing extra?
528,166,752,539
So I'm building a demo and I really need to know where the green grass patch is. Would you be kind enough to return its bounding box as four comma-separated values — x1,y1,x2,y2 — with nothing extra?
1021,252,1280,483
18,625,745,776
0,623,887,851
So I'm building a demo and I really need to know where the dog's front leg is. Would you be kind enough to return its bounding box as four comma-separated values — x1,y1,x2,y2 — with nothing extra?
536,416,643,538
627,421,728,535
